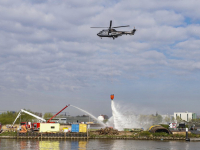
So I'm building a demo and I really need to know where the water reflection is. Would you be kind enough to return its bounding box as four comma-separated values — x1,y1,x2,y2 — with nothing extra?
78,141,87,150
39,141,60,150
1,139,200,150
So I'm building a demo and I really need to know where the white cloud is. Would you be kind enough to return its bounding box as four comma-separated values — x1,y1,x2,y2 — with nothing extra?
1,0,200,116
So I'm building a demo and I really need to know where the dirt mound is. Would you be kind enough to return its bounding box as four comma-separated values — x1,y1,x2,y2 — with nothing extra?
97,127,119,135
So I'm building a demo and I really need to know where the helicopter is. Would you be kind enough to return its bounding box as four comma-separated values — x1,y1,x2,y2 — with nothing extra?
91,20,136,40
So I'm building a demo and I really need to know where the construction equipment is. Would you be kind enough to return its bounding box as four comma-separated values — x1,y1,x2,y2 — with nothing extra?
12,109,46,127
47,105,70,123
19,125,27,133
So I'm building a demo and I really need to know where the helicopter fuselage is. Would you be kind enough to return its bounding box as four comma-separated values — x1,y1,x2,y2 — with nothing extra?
91,20,136,40
97,29,136,39
97,30,121,38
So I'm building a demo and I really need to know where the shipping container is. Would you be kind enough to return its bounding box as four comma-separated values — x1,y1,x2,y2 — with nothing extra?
71,124,79,132
39,123,60,132
79,124,87,133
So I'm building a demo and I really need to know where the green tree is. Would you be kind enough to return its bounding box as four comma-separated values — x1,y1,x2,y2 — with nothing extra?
164,116,171,123
43,113,53,119
19,109,35,122
176,116,182,124
171,116,175,123
156,115,163,124
0,111,17,125
0,110,39,125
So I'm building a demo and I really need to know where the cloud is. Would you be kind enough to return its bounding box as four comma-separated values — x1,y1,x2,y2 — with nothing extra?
1,0,200,116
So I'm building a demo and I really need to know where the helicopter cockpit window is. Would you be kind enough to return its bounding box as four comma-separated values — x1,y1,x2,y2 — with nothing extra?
102,31,107,35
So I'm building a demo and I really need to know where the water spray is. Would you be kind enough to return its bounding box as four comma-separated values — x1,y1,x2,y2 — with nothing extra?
70,105,106,127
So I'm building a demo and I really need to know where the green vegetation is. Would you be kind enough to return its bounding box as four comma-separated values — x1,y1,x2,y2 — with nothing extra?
0,110,37,125
43,113,53,119
153,132,169,137
103,119,108,123
139,131,151,137
0,131,17,136
160,124,169,129
0,111,17,125
0,130,199,139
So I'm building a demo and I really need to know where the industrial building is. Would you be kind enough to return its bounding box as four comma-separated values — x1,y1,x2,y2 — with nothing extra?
47,115,96,124
174,111,197,122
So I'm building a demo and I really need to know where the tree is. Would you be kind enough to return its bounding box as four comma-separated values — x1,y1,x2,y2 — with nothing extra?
164,116,171,123
171,116,175,123
176,116,182,124
0,111,17,125
0,110,41,125
152,114,163,124
43,113,53,119
20,109,35,122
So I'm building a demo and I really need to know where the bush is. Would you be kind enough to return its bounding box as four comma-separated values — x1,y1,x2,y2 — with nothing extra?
160,124,169,129
153,132,169,137
139,131,151,137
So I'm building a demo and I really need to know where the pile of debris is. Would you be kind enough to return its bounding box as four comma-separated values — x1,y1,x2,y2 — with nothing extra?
97,127,119,135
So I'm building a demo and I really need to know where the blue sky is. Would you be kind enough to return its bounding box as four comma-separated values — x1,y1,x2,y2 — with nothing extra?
0,0,200,117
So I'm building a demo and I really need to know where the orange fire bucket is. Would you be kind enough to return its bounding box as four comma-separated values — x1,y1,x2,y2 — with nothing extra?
110,94,114,100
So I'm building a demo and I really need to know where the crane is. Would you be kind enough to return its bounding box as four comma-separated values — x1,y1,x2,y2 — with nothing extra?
12,109,46,127
47,105,70,123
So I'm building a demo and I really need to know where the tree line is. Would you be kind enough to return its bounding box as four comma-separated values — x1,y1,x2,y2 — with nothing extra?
0,111,53,125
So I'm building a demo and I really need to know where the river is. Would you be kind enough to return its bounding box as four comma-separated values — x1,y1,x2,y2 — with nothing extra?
0,139,200,150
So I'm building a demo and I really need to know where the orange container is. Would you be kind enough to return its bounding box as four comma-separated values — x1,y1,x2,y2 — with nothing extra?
110,94,114,100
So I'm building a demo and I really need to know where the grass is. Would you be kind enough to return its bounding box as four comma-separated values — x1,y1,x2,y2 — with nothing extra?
0,131,17,136
139,131,151,137
160,124,169,129
153,132,169,137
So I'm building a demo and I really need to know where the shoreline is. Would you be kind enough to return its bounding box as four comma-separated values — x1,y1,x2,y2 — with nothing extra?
1,135,200,141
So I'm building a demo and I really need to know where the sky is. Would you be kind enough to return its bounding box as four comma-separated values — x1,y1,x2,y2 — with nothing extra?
1,0,200,117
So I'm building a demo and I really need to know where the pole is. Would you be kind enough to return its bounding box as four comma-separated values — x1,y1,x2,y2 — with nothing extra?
185,128,190,141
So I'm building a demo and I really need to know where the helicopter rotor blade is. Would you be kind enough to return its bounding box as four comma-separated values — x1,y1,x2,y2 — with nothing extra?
112,25,130,28
108,20,112,35
109,20,112,29
91,27,108,28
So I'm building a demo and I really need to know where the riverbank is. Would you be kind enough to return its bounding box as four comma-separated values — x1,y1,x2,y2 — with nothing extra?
1,136,200,141
1,131,200,141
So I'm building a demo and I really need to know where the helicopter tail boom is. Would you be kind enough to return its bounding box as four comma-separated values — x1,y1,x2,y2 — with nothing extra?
131,28,136,35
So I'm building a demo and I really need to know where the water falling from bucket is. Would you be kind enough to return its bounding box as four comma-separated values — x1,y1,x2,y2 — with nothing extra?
110,100,140,131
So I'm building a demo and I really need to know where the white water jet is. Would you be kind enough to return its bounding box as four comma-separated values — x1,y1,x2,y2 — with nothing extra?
70,105,106,127
110,100,140,131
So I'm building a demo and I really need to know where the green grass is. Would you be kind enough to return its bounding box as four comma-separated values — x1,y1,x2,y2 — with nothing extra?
139,131,152,137
160,124,169,129
0,131,17,136
153,132,169,137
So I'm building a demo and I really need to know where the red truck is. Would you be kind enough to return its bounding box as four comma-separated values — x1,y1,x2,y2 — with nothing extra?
20,122,41,131
31,123,40,131
20,122,31,129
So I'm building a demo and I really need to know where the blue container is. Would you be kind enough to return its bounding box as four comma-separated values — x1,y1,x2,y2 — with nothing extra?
71,124,79,132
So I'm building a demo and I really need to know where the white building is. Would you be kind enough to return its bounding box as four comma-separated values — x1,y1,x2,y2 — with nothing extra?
174,111,197,122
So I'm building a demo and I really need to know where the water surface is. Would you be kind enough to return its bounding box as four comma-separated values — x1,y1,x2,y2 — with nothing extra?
0,139,200,150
